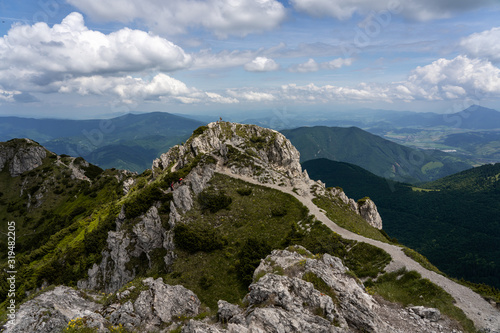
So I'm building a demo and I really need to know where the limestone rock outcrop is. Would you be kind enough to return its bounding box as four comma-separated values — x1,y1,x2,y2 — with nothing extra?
0,139,48,177
3,286,106,333
152,122,306,187
182,246,461,333
5,247,463,333
357,198,383,230
4,279,200,333
78,164,215,293
326,187,383,230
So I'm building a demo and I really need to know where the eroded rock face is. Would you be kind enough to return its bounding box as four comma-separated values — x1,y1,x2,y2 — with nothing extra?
152,122,306,187
5,279,200,333
79,164,215,293
326,187,383,230
3,286,106,333
78,207,171,293
357,198,383,230
0,139,47,177
251,248,383,332
109,278,200,331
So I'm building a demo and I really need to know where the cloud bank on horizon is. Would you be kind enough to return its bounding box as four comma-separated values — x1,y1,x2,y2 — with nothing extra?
0,0,500,117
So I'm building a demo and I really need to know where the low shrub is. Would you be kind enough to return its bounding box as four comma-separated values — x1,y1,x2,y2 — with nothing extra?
197,187,232,213
236,237,272,286
192,125,209,137
173,223,225,254
236,188,252,196
271,207,287,217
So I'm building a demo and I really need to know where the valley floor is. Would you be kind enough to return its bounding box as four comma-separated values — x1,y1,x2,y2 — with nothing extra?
215,167,500,333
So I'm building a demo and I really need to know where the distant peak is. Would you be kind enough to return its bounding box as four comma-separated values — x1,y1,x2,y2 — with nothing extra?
461,104,498,113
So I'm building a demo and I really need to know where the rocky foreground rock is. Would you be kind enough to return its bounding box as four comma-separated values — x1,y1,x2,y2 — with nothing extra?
4,247,464,333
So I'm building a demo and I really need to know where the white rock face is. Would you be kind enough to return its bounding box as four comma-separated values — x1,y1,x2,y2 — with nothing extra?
78,207,171,293
357,198,383,230
3,286,106,333
152,122,305,186
0,139,47,177
326,187,383,230
5,279,200,333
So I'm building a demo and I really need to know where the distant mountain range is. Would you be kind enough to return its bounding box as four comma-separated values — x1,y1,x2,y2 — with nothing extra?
2,106,497,176
0,112,203,172
304,158,500,288
358,105,500,130
281,126,473,183
225,105,500,130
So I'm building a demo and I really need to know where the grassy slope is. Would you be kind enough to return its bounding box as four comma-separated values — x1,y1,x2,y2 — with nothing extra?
281,126,472,183
0,148,126,309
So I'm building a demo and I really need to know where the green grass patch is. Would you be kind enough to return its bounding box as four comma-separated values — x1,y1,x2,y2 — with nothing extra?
402,247,443,274
370,268,476,333
312,195,390,243
302,271,339,304
343,242,391,278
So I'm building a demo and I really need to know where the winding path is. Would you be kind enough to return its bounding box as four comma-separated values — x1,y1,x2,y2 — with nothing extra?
216,168,500,333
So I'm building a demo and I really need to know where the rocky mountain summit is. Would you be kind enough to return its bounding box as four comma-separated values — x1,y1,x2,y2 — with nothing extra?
1,122,498,332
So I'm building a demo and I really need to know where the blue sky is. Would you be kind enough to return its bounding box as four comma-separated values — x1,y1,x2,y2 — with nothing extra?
1,0,500,119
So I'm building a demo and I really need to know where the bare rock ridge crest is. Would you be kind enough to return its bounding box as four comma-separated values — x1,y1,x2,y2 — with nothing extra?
3,122,498,332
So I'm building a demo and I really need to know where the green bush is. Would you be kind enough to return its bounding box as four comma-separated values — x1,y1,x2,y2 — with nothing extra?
192,125,209,137
124,186,167,218
236,188,252,196
173,223,225,254
271,207,287,217
197,187,232,213
236,238,271,286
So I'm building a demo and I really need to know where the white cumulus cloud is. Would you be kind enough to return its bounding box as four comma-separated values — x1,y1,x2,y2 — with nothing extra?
58,73,240,105
270,55,500,104
0,12,191,92
460,27,500,63
227,90,275,102
321,58,353,70
289,58,352,72
244,57,280,72
0,89,19,103
68,0,287,38
289,59,320,73
404,55,500,100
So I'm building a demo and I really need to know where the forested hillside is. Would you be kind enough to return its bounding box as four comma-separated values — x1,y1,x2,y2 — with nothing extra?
281,126,472,183
304,158,500,289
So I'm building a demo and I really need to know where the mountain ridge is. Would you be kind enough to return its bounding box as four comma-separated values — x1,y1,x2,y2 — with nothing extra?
0,112,204,172
1,123,499,332
281,126,473,183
